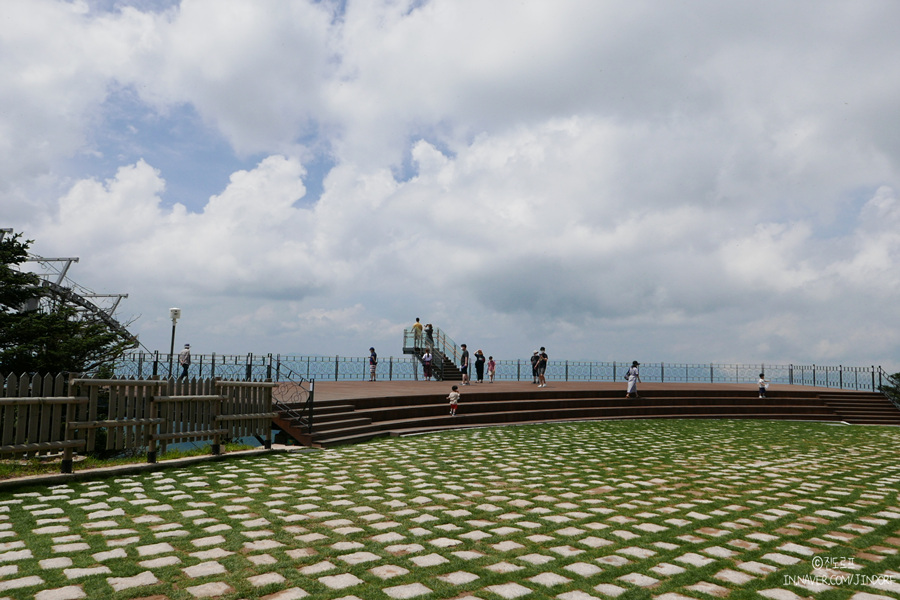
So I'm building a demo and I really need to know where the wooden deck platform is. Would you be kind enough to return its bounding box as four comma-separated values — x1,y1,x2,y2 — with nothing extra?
273,380,900,447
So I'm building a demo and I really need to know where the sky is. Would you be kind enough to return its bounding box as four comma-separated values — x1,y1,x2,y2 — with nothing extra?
3,0,900,370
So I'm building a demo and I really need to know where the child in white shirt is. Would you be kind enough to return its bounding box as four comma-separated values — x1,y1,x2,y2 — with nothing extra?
448,385,460,416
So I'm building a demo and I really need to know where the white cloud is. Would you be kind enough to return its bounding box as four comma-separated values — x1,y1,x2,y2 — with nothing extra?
3,0,900,370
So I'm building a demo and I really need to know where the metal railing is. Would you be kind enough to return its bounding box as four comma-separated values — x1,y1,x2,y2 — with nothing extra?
270,364,315,435
104,352,886,391
402,326,464,365
877,366,900,410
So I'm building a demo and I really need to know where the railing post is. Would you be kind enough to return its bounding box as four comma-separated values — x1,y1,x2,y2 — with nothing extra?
839,365,843,389
212,395,222,455
246,353,253,381
153,350,159,378
389,357,393,381
267,354,272,380
565,360,569,382
307,379,315,434
211,353,216,379
613,362,616,381
789,364,793,385
61,388,76,474
147,394,157,464
661,362,665,383
517,359,521,381
276,354,281,382
710,363,713,383
871,366,875,391
335,356,340,381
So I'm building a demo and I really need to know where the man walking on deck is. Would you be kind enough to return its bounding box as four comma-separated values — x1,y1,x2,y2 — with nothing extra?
178,344,191,381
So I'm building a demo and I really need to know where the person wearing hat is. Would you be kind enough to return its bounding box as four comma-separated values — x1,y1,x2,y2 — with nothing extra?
178,343,191,381
625,360,641,398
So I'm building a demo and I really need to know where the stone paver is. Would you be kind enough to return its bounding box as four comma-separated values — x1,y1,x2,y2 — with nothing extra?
107,571,159,592
318,573,364,589
383,582,432,599
370,564,410,579
35,585,87,600
0,418,897,600
186,581,234,598
618,572,659,587
593,583,628,597
485,582,533,598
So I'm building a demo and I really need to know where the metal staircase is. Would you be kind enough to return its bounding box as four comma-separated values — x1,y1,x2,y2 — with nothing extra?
402,325,463,381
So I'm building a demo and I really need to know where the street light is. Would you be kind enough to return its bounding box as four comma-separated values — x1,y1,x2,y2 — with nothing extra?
168,307,181,378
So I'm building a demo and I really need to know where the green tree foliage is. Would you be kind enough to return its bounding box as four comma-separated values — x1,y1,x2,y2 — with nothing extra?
0,231,132,374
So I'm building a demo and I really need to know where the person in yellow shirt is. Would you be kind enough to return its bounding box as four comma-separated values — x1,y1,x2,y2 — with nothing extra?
412,317,424,349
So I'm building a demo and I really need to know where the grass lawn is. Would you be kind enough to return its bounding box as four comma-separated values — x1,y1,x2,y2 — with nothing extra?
0,443,257,480
0,419,897,599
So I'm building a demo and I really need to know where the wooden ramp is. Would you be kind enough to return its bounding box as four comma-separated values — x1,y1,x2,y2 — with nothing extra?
273,381,900,447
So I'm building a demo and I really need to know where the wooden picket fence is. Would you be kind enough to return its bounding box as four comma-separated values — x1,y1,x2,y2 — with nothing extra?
0,373,276,473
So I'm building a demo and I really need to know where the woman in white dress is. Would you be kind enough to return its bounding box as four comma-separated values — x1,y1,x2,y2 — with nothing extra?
625,361,641,398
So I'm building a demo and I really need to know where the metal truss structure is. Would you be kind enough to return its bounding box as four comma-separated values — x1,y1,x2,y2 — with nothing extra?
2,228,138,347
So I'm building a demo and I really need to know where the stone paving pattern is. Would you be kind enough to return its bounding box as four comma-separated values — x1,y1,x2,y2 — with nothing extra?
0,419,898,599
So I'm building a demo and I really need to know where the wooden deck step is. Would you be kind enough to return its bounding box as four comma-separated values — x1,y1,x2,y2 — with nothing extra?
277,382,899,447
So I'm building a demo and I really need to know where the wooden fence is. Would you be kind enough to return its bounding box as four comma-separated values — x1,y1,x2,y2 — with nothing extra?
1,374,276,473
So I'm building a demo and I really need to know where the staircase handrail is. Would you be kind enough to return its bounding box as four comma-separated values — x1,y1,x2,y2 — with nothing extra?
876,366,900,411
402,325,464,365
430,326,464,366
271,364,315,434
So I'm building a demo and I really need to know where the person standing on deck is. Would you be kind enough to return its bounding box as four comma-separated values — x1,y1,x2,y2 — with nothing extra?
474,350,486,383
460,344,470,385
412,318,424,349
424,323,434,348
537,347,549,387
625,361,641,398
422,349,433,381
369,347,378,381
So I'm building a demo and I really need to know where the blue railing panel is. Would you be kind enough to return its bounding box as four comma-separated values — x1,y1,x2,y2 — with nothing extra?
103,352,883,391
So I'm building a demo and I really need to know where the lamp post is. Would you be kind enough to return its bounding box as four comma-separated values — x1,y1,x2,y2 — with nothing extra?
168,307,181,378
